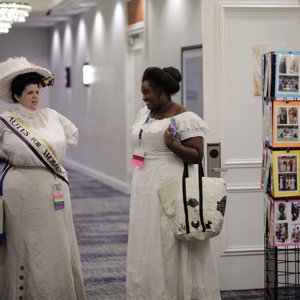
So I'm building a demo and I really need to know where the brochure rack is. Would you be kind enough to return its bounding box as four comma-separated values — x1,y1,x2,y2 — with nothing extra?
265,239,300,299
262,51,300,299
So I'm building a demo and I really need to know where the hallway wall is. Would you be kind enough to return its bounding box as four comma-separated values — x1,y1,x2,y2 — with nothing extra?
48,0,203,191
0,0,203,191
147,0,202,93
49,0,128,190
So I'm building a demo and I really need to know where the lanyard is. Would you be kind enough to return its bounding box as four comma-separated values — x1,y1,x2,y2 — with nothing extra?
138,113,151,146
138,99,173,146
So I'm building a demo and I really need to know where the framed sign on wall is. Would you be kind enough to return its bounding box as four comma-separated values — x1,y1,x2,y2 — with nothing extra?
181,44,203,118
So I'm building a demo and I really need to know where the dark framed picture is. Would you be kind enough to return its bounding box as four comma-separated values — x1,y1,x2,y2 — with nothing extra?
181,44,203,117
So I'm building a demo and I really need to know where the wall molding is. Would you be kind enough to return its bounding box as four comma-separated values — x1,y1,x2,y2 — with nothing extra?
217,3,300,84
63,158,130,195
226,184,262,193
224,158,262,169
217,3,300,149
220,4,300,10
126,21,145,48
126,21,145,35
221,244,264,257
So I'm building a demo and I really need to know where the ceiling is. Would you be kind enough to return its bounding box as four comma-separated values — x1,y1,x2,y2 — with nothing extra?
15,0,103,27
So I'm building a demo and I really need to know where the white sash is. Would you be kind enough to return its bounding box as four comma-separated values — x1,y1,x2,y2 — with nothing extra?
0,111,69,185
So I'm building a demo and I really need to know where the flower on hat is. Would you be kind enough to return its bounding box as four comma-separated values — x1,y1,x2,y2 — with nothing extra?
41,76,54,87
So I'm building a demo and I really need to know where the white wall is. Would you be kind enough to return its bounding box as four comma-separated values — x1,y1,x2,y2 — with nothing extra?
49,1,128,190
0,0,203,193
147,0,202,103
0,27,51,111
202,0,300,290
49,0,203,191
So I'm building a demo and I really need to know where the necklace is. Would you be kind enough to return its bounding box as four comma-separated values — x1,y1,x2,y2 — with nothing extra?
150,98,173,116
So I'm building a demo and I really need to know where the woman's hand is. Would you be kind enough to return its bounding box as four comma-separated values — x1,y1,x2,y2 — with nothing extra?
164,125,204,163
164,124,177,148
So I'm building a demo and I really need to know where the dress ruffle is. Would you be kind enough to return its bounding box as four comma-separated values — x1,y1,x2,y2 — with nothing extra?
132,106,209,140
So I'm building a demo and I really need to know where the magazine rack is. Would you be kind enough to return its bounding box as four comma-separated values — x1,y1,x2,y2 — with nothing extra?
262,50,300,299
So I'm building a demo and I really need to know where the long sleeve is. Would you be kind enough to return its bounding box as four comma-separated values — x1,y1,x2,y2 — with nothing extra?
55,111,79,149
0,106,78,166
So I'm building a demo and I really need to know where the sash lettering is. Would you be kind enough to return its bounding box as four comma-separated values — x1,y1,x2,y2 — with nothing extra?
31,137,41,148
0,113,69,185
43,149,62,172
9,116,29,136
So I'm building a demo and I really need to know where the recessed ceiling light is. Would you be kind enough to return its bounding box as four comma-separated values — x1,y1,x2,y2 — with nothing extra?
78,2,98,8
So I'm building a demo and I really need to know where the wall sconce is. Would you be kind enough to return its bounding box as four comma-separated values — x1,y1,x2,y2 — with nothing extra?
65,66,71,88
82,62,93,86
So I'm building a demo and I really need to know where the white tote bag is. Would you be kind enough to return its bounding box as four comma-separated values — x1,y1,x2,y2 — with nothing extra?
158,163,227,241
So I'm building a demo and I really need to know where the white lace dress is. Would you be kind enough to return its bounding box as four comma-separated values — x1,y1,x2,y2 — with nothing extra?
0,103,85,300
126,107,221,300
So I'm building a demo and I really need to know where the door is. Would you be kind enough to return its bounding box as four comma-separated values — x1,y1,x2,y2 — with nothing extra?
202,0,300,290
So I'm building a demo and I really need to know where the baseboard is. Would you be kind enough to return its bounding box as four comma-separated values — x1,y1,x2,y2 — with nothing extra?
63,158,130,195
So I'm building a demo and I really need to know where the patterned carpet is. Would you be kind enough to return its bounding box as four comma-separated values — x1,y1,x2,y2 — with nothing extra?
67,166,266,300
68,167,129,299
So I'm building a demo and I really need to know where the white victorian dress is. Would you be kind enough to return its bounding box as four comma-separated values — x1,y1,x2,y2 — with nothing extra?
126,106,221,300
0,103,85,300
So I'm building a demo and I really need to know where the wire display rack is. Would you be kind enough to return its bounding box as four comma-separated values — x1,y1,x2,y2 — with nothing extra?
265,239,300,299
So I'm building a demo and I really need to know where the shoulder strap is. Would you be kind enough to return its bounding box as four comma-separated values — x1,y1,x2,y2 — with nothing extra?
198,162,206,232
182,161,206,233
182,163,190,233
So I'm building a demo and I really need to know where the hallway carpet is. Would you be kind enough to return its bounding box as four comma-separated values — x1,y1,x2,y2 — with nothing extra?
68,167,128,299
68,166,265,299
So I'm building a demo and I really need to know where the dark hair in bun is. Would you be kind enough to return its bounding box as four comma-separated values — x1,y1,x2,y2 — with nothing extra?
142,66,182,96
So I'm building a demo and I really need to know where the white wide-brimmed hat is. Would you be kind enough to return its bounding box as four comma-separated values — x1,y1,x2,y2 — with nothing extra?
0,57,53,103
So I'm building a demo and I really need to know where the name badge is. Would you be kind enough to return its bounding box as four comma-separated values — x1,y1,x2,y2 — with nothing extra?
131,148,145,168
53,183,65,210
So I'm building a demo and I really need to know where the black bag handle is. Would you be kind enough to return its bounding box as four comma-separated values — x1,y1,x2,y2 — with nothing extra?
182,162,206,234
182,163,190,234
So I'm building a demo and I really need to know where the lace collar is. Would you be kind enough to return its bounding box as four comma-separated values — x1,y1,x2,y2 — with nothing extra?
15,103,38,120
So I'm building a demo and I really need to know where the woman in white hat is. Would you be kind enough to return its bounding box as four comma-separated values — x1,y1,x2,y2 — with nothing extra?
0,57,86,300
